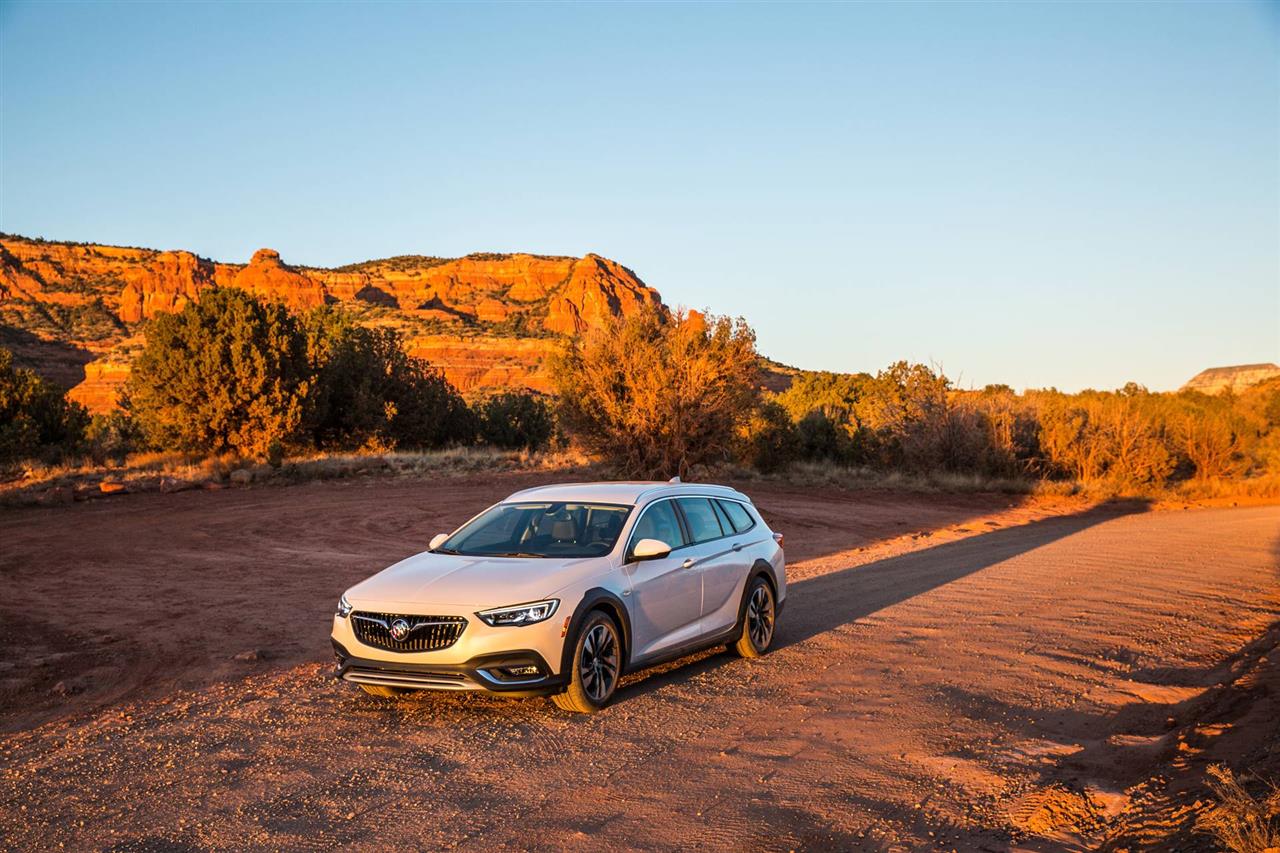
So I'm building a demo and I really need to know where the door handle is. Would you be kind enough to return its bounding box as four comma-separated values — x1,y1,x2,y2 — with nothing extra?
682,558,695,569
732,543,743,552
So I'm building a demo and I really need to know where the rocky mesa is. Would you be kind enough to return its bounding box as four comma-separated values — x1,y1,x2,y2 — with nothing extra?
1181,363,1280,396
0,235,665,411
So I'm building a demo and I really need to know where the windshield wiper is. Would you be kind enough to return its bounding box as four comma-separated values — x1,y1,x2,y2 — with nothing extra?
432,546,461,555
496,551,546,558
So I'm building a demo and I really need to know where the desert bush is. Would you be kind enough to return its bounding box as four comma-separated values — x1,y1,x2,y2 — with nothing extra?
759,362,1280,492
1197,764,1280,852
859,361,954,471
734,399,799,472
1032,391,1173,486
126,288,312,457
773,370,872,464
552,307,759,479
85,411,143,465
303,306,473,450
792,410,853,462
0,346,89,466
476,392,554,450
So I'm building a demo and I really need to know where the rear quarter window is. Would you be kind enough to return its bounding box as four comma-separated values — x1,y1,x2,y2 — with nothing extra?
716,499,755,533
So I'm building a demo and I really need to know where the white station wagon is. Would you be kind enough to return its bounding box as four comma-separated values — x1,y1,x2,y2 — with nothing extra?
332,480,786,712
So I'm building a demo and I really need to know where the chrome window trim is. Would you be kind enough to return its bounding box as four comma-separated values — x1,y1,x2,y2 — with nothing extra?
624,495,760,562
714,497,758,534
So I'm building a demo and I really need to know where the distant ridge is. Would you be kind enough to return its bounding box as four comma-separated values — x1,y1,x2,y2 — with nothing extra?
1181,363,1280,395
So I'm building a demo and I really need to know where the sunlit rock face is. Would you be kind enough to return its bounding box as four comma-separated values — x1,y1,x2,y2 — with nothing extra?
1181,364,1280,396
0,235,665,411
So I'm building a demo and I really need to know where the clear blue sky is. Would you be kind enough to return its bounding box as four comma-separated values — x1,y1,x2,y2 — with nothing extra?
2,1,1276,391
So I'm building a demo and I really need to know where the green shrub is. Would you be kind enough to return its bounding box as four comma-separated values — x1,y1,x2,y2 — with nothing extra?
85,411,142,465
125,288,312,457
477,392,554,450
734,400,799,472
304,306,474,450
0,346,89,466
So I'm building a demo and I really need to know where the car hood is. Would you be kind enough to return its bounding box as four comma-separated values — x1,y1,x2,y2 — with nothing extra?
345,551,612,610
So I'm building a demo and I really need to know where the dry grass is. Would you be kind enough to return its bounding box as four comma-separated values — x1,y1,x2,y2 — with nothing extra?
0,446,593,507
726,460,1040,495
726,460,1280,503
1197,764,1280,853
7,447,1278,510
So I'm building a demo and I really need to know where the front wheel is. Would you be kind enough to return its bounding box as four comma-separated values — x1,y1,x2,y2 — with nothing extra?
732,577,776,658
552,611,622,713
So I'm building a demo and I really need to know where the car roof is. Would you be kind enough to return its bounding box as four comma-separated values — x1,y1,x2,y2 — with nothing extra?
504,480,752,506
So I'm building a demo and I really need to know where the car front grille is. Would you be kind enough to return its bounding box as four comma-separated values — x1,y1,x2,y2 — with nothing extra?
351,611,467,653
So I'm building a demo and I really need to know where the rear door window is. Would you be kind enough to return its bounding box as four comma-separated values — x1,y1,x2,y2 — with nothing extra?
716,499,755,533
676,498,725,544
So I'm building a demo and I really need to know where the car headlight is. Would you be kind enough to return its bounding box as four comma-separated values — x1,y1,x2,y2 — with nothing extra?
336,594,353,618
476,599,559,627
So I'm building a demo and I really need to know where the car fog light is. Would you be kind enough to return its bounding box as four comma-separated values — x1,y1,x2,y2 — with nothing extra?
503,665,541,678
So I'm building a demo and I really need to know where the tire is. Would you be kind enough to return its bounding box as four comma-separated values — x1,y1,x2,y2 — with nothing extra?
359,684,412,698
732,576,776,658
551,610,622,714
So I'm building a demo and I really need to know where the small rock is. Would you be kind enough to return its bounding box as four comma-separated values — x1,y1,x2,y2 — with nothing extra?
201,481,224,491
160,478,197,494
99,480,128,495
229,469,254,486
233,649,264,662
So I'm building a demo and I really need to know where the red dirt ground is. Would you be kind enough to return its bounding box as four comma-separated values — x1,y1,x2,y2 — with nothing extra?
0,474,1276,851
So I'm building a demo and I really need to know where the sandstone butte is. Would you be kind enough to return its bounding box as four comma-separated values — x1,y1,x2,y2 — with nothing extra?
1180,363,1280,396
0,235,664,413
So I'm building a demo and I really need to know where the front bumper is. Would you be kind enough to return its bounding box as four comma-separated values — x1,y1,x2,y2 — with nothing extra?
332,640,566,696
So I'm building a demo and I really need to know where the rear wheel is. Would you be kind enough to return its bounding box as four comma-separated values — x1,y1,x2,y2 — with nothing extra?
359,684,412,698
732,576,776,658
552,611,621,713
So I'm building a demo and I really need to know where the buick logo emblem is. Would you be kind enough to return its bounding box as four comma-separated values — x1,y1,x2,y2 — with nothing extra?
389,619,411,641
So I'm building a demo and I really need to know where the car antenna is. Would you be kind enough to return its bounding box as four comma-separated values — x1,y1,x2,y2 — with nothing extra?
669,476,681,483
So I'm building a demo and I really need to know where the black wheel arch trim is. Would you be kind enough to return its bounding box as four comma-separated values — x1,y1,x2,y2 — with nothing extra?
560,587,634,677
734,560,781,636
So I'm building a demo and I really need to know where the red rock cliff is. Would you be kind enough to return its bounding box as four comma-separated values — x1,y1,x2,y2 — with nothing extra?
0,235,665,410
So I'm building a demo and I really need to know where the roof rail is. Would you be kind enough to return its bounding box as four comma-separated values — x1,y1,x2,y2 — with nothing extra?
635,481,749,503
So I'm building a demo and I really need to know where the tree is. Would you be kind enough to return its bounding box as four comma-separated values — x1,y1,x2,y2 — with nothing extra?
477,392,554,450
552,307,760,479
861,362,952,470
126,288,311,457
734,399,799,472
304,306,474,450
0,346,89,466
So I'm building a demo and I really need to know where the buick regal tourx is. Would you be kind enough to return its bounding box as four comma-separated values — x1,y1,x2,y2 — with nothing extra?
331,480,785,712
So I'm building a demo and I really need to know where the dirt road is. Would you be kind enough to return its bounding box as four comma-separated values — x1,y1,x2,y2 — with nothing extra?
1,477,1276,851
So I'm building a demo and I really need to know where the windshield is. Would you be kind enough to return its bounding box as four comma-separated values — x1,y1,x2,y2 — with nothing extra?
437,502,632,558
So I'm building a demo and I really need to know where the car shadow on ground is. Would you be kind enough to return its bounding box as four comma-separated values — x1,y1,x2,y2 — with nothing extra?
613,500,1151,705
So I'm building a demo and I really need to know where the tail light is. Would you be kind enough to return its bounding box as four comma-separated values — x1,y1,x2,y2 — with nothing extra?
772,532,784,549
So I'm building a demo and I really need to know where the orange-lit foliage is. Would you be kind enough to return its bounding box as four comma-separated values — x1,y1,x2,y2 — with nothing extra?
552,307,759,479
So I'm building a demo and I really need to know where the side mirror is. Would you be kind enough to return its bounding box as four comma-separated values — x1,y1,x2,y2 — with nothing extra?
429,533,449,551
630,538,672,561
